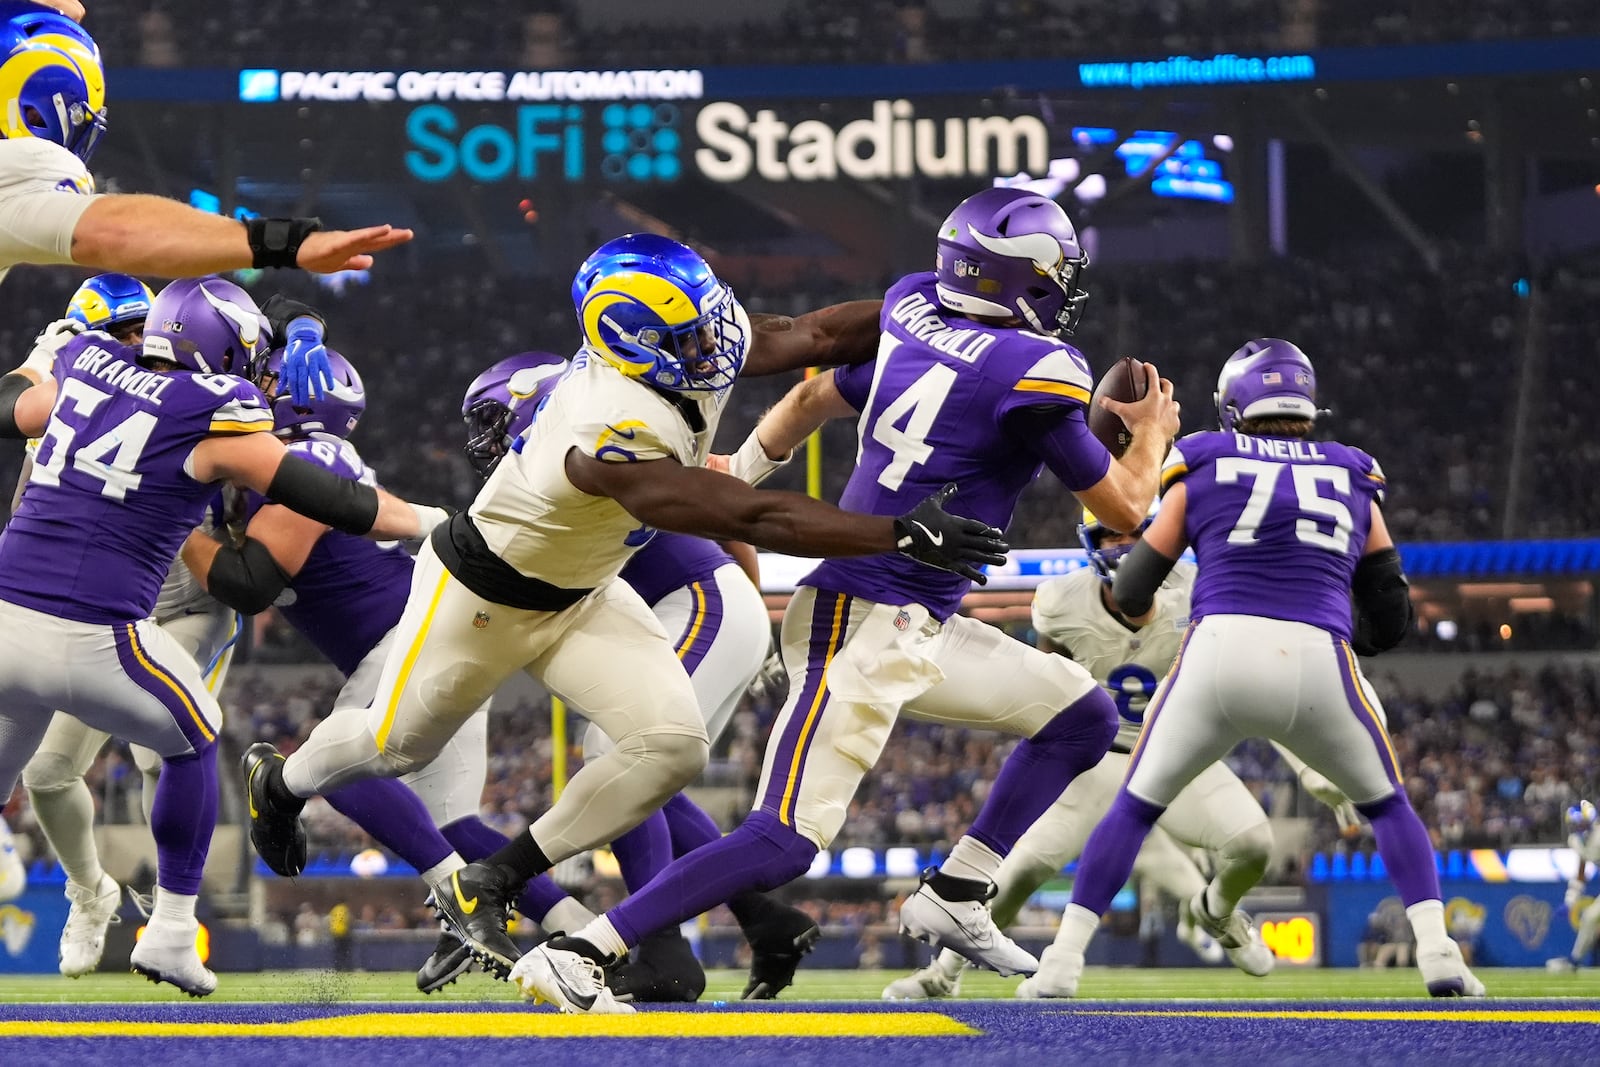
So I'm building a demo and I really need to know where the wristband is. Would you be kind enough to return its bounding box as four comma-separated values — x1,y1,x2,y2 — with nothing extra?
247,217,322,270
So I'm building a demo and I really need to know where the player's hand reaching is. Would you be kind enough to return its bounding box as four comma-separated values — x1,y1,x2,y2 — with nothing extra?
1300,765,1361,836
21,317,85,378
295,225,414,274
1100,360,1181,447
894,483,1009,584
279,315,331,406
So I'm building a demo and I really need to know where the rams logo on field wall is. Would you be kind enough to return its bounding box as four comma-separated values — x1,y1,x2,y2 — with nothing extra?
0,905,36,957
1504,894,1551,948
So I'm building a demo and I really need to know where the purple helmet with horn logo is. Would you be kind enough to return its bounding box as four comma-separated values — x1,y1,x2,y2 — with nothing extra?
1215,338,1320,432
934,187,1090,336
140,276,267,377
460,351,567,477
256,346,365,439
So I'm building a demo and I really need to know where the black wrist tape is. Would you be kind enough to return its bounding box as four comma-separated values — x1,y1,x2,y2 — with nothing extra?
247,217,322,270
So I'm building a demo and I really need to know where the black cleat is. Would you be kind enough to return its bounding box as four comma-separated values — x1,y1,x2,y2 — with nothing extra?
242,743,306,877
428,863,522,979
417,925,475,993
740,902,821,1000
608,929,707,1004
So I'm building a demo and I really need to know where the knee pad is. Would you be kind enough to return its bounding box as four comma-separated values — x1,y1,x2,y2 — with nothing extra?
376,740,432,778
1033,687,1118,752
1218,819,1274,868
649,731,711,788
22,751,79,794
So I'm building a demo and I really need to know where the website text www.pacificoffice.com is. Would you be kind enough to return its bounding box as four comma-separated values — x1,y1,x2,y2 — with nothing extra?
1078,52,1316,90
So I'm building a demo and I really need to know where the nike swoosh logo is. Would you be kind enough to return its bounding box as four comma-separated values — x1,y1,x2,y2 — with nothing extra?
247,763,260,820
548,952,598,1010
912,521,943,547
452,872,478,915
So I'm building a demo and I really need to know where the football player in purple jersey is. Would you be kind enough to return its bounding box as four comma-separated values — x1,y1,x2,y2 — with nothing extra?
510,188,1183,1013
1037,337,1484,998
0,276,438,994
425,353,817,1002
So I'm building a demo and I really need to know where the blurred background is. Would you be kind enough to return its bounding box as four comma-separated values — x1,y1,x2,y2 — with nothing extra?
2,0,1598,975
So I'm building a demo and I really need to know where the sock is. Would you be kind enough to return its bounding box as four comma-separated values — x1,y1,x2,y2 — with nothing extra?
439,816,573,924
421,855,466,887
1053,903,1101,956
572,915,630,961
545,896,599,936
1406,899,1450,952
483,827,552,883
323,778,456,873
663,792,722,856
967,689,1117,855
1357,792,1442,907
28,781,104,890
151,885,198,928
608,812,816,949
150,748,217,896
941,836,1003,883
1067,790,1164,916
610,810,673,894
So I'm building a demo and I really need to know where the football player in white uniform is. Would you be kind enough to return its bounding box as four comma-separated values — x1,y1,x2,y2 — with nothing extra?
10,275,239,978
242,235,1005,1001
1548,800,1600,971
0,4,408,299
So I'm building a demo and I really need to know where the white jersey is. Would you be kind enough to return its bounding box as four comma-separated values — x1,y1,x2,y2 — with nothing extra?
0,139,99,286
1572,824,1600,872
468,347,727,591
1031,563,1196,750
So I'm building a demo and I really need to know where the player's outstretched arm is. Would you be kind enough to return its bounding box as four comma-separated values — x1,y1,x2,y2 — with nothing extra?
742,300,884,378
1110,482,1187,623
190,432,445,542
181,504,328,615
70,196,413,278
727,368,859,485
566,451,1007,582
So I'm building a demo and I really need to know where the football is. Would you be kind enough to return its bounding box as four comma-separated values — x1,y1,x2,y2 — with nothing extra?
1087,356,1149,457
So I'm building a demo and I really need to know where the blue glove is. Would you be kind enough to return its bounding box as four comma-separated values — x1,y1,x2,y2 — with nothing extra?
281,315,331,407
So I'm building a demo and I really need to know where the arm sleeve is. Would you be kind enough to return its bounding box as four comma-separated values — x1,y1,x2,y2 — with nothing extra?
204,536,293,614
266,454,380,536
0,372,30,439
0,141,99,267
260,293,328,346
1350,547,1412,655
1111,539,1179,619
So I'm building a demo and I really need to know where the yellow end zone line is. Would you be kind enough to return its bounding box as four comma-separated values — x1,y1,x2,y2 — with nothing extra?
1069,1009,1600,1025
0,1011,980,1039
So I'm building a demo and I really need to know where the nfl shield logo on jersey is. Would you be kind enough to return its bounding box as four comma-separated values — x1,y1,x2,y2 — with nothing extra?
473,611,491,629
893,609,911,631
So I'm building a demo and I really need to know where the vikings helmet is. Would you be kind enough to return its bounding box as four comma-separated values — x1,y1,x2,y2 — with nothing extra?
1079,500,1158,583
1215,338,1320,432
140,277,267,377
1569,800,1597,836
935,187,1090,336
257,346,364,439
66,273,153,339
0,2,107,163
572,234,748,396
461,351,567,477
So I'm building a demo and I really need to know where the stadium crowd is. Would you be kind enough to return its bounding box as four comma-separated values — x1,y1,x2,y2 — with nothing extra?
82,0,1600,70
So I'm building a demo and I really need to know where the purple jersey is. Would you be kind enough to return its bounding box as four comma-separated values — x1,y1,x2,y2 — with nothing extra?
1163,430,1386,639
0,336,272,624
620,531,734,608
804,272,1110,619
243,434,412,676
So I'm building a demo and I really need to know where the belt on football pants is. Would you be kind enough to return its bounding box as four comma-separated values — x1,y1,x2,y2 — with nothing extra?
431,512,593,612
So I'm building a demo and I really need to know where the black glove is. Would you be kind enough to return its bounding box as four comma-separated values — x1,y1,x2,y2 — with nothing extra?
260,292,328,347
892,482,1009,584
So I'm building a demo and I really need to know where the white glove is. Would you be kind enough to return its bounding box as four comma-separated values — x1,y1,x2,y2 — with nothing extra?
1301,766,1361,835
727,427,792,486
408,504,452,539
21,317,85,377
1566,880,1585,910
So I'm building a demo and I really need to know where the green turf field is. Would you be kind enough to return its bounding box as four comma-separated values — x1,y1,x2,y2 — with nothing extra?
1,967,1596,1003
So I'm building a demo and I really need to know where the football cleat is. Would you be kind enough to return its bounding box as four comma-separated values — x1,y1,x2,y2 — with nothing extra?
1014,944,1084,999
428,863,522,979
1181,893,1273,976
510,943,635,1015
416,925,475,994
242,743,306,877
740,901,821,1000
1545,956,1579,973
882,957,965,1001
1418,942,1486,997
1175,900,1227,965
129,919,217,997
609,928,706,1003
898,868,1038,977
58,872,121,977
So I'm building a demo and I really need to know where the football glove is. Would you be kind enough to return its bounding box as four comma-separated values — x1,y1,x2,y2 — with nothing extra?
22,317,85,377
281,315,332,406
893,482,1009,584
